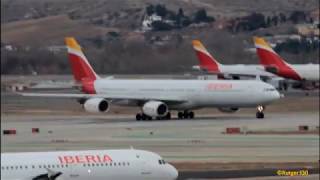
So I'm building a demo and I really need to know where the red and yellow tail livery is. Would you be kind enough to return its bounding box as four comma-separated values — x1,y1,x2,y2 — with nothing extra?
192,40,221,73
254,37,302,80
65,37,99,82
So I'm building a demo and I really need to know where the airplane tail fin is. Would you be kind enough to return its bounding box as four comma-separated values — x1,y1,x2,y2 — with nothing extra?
65,37,100,82
192,40,221,72
253,37,289,68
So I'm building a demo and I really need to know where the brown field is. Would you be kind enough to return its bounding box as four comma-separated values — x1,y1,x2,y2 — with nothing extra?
1,15,116,46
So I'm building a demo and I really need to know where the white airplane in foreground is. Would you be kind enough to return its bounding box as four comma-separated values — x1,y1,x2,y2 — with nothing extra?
21,37,281,119
191,40,277,80
1,149,178,180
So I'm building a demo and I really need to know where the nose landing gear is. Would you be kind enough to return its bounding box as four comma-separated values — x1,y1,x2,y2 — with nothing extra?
256,105,265,119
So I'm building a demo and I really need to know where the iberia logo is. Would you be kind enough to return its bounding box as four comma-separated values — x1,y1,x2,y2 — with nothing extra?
206,83,232,90
58,154,113,164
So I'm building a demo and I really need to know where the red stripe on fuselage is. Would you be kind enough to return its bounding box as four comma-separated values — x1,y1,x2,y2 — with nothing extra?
256,48,302,80
195,51,220,72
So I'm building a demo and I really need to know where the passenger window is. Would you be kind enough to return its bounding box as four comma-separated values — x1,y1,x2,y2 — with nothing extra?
105,163,108,166
158,160,162,165
118,162,121,166
32,165,35,169
65,165,69,168
122,162,126,166
48,165,51,168
114,163,117,166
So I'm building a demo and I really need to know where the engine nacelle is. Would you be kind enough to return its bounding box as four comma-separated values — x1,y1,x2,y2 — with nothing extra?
142,101,168,117
83,98,109,113
218,107,239,113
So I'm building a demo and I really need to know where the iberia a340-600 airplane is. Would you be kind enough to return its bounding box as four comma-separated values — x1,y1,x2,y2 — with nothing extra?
21,37,281,119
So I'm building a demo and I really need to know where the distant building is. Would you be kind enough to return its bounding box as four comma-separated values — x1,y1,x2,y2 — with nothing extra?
47,45,67,53
295,23,320,36
4,45,14,51
142,14,162,32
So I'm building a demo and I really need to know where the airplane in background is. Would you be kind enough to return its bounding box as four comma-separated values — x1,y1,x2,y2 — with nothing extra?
191,40,277,80
21,37,281,119
1,149,178,180
254,37,319,86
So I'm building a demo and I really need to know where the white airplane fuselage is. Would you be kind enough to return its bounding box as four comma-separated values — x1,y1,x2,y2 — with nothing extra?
289,64,319,81
192,64,276,78
1,149,178,180
93,79,280,110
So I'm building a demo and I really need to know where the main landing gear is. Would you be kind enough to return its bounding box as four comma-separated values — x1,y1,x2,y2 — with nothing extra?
256,105,265,119
136,112,171,121
177,110,194,119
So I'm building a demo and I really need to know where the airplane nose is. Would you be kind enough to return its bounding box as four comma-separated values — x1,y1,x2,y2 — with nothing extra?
168,164,178,180
274,90,281,100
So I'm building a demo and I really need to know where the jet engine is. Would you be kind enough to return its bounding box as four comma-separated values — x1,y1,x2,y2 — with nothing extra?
142,101,168,117
83,98,109,113
218,107,239,113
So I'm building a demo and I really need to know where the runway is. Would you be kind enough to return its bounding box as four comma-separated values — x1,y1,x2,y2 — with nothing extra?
2,113,319,162
1,83,319,179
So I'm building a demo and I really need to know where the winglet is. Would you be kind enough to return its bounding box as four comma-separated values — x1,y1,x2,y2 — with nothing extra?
192,40,221,72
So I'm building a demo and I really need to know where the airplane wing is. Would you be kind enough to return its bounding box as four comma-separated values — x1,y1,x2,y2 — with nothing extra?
10,169,62,180
19,92,186,103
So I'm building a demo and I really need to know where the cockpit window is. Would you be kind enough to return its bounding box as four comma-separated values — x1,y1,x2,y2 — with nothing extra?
264,88,276,91
158,159,166,165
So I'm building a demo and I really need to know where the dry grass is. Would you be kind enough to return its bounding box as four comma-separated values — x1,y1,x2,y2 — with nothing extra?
1,15,116,46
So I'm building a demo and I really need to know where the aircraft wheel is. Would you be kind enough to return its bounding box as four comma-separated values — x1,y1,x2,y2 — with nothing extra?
178,112,183,119
165,112,171,120
141,114,147,121
183,111,189,119
189,111,194,119
136,113,142,121
256,112,264,119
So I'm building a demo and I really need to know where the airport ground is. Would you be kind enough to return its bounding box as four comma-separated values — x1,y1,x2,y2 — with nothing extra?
1,76,319,179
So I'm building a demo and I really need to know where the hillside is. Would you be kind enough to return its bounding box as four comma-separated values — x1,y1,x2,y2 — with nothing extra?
1,15,117,46
1,0,319,74
2,0,318,23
